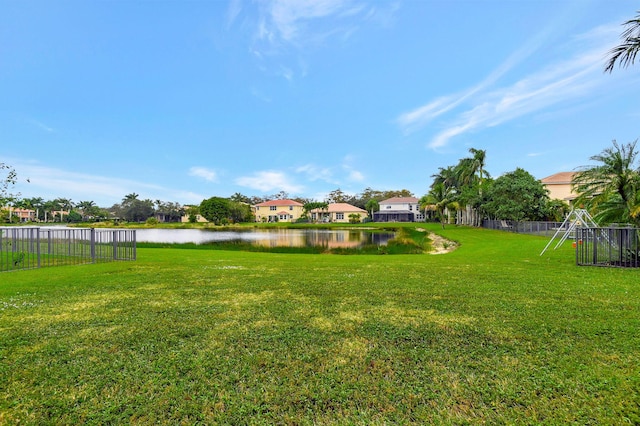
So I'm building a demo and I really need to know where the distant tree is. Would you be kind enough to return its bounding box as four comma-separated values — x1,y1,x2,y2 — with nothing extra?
1,162,18,205
269,191,289,200
365,199,379,220
229,192,252,204
348,213,362,223
228,200,252,223
77,200,96,221
122,193,139,207
155,201,184,222
65,210,83,223
303,202,329,222
325,188,349,204
200,197,231,224
123,199,155,222
572,140,640,225
483,168,550,222
605,10,640,73
544,199,571,222
425,182,457,228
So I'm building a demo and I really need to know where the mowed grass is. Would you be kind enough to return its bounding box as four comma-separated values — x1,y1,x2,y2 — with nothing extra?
1,224,639,424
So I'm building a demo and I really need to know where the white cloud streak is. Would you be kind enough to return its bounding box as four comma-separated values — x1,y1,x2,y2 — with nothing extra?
246,0,397,80
397,18,622,150
189,166,219,182
10,161,205,206
235,170,304,193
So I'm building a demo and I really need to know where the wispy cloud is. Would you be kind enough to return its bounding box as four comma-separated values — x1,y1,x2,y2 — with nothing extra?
189,166,219,182
397,18,621,150
295,157,365,185
235,170,304,193
10,161,204,206
234,0,398,80
28,119,55,133
296,163,335,183
226,0,243,29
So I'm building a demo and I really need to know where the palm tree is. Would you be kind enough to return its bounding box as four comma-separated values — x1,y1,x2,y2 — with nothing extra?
122,193,139,206
573,140,640,225
77,200,96,220
468,148,487,186
426,182,457,229
605,10,640,73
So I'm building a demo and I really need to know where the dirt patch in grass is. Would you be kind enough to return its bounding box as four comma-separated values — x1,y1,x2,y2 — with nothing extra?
423,231,458,254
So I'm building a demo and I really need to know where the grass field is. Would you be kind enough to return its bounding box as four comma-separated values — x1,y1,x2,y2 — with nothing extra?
1,224,639,424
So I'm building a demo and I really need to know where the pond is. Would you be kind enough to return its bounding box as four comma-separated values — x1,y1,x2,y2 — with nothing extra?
135,228,395,249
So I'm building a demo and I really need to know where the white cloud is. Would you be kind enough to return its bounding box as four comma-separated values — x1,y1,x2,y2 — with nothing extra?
247,0,398,80
235,170,304,193
9,161,202,206
296,163,335,182
226,0,243,29
28,119,55,133
399,21,623,150
189,166,219,182
267,0,356,43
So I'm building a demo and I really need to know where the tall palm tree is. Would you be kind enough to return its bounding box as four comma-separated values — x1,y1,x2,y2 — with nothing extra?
426,182,457,229
605,10,640,73
573,140,640,225
122,193,139,206
468,148,487,186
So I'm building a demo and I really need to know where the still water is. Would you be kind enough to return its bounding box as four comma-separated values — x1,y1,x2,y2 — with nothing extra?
135,228,394,249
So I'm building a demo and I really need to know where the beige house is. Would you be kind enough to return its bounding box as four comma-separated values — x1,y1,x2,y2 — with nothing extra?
253,199,304,222
2,207,36,222
309,203,368,223
540,172,578,203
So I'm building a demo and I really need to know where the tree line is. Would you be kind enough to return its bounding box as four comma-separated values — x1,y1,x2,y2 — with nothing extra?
3,140,640,227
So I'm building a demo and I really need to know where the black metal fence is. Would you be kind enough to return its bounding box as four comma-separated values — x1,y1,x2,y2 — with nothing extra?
575,227,639,268
1,227,136,272
482,220,565,237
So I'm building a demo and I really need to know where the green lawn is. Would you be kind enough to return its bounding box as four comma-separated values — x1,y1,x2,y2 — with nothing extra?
1,224,639,424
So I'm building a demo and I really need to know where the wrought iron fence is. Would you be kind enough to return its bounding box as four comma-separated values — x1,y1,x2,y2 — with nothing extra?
575,227,639,268
482,220,565,237
1,227,136,272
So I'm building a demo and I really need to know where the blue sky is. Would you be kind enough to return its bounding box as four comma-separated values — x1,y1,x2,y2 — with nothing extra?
2,0,640,207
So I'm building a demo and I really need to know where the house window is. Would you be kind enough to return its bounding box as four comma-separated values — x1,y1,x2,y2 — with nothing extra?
336,213,344,220
270,206,277,211
409,205,413,211
289,206,293,210
386,205,391,209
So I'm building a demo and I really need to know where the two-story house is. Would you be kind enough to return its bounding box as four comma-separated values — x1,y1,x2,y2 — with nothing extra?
253,199,304,223
540,172,578,203
2,207,36,222
373,197,424,222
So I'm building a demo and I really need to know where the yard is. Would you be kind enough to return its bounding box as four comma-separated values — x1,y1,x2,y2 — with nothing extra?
1,224,638,424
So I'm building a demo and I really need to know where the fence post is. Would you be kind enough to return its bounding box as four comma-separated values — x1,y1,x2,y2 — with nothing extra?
36,228,41,268
112,230,118,261
91,228,96,263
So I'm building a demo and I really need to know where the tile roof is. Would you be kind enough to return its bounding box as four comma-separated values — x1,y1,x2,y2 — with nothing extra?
380,197,419,204
254,199,304,207
540,172,576,184
311,203,367,213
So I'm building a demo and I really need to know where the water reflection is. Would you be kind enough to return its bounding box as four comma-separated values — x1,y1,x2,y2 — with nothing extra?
135,228,394,249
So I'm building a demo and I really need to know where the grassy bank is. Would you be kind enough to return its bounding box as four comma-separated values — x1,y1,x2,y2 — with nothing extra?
1,224,639,424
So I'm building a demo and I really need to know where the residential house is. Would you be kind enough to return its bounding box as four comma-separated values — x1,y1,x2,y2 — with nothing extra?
540,172,578,203
373,197,424,222
2,207,36,222
309,203,369,223
180,213,208,223
253,199,304,223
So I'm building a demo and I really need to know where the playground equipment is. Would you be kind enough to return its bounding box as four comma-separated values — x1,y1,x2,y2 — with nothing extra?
540,209,598,256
